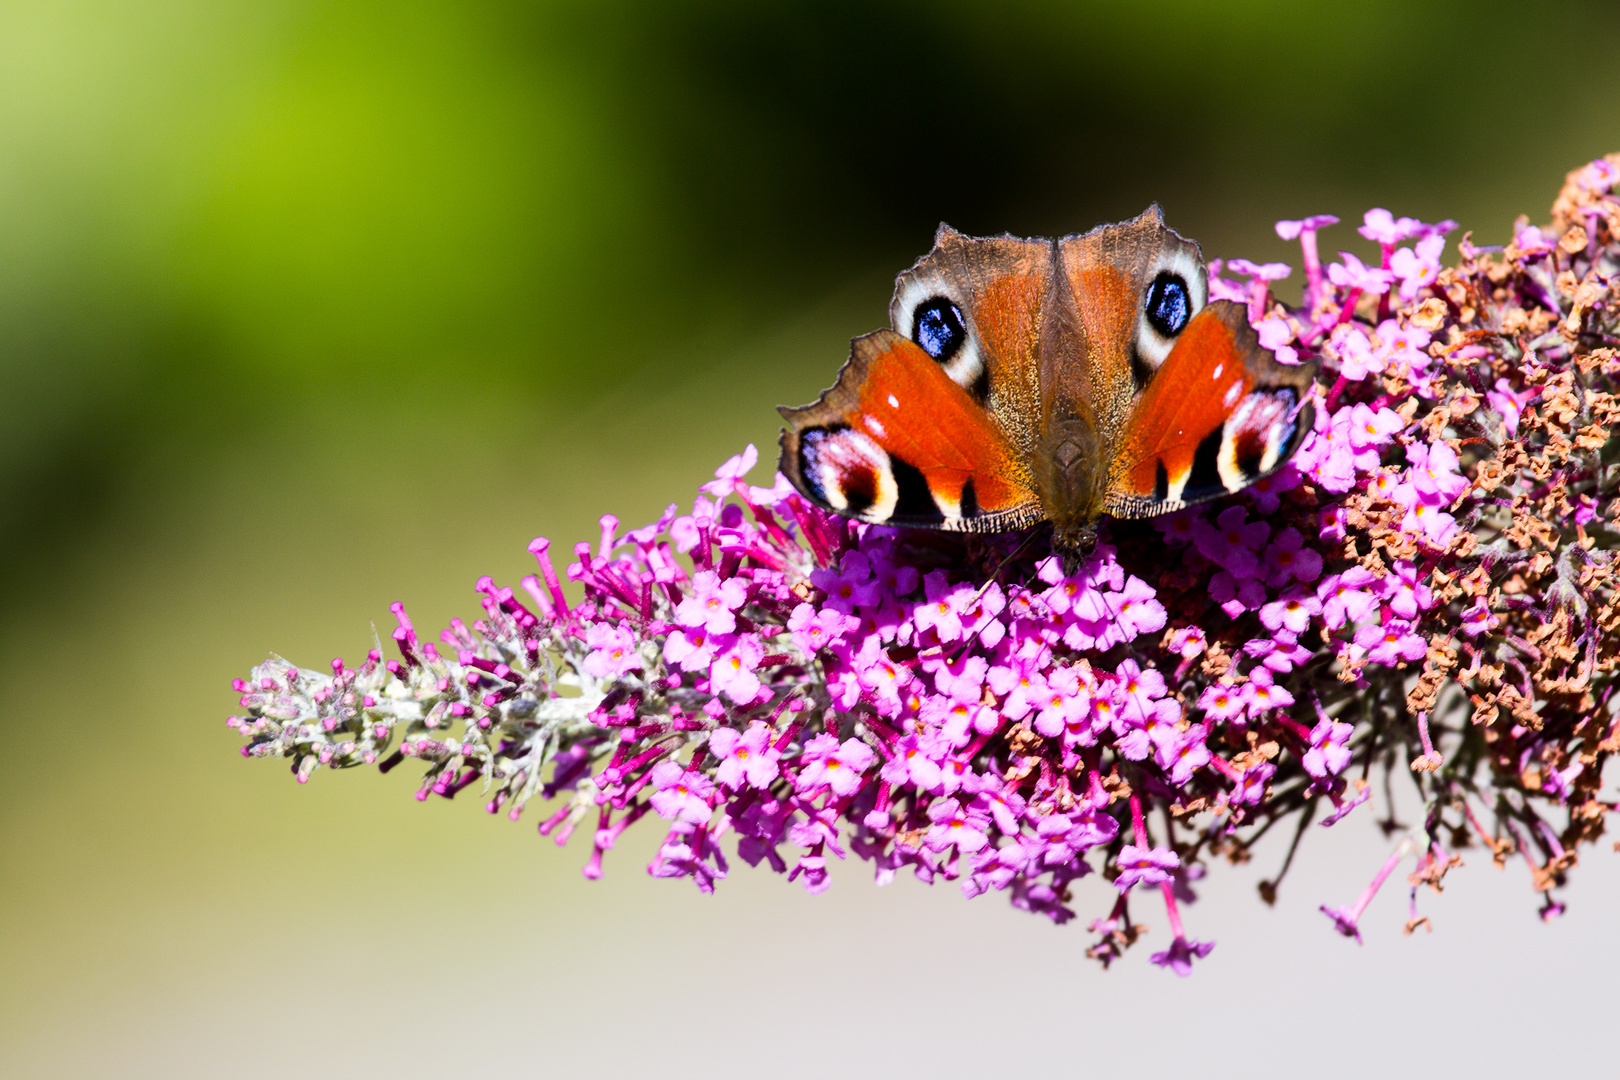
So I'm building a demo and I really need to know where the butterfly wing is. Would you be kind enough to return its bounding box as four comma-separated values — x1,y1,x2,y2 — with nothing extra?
778,329,1043,532
1103,299,1317,518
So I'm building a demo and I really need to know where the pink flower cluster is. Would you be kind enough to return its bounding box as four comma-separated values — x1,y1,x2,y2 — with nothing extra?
230,155,1620,973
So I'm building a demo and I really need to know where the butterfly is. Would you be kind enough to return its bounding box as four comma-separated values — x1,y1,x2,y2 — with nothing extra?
777,206,1317,563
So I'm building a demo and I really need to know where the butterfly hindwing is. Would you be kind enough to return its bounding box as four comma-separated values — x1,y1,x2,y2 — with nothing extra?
1104,300,1317,518
778,329,1043,532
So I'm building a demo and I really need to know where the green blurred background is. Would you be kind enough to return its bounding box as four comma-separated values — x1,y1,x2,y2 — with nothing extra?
4,2,1619,1075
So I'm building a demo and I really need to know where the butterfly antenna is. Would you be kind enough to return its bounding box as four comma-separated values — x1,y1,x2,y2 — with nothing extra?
932,529,1046,667
966,528,1043,611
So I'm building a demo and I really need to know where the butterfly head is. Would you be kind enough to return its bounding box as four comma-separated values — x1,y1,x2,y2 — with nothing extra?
1051,520,1099,575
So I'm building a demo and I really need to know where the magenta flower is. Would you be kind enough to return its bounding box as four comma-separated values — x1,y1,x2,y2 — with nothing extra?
675,570,749,634
1303,718,1354,779
1392,486,1459,545
925,651,990,704
1390,232,1447,299
810,550,880,613
854,643,914,718
1209,570,1266,619
1254,316,1301,365
1406,440,1470,504
699,444,759,497
787,602,851,654
1193,505,1270,579
924,797,991,854
1243,630,1312,674
1512,224,1555,259
649,762,716,824
1032,663,1091,738
986,643,1051,723
1329,323,1381,381
1486,377,1535,436
1230,761,1275,806
1354,619,1427,666
1150,935,1216,977
1039,559,1111,622
1161,730,1212,785
1259,588,1321,635
1115,845,1180,892
1264,527,1323,586
1197,682,1246,723
662,625,723,673
1327,251,1395,295
1274,213,1339,240
1347,402,1404,452
709,721,782,790
1106,575,1168,638
1154,508,1202,545
1321,841,1412,944
1380,559,1435,620
1167,625,1207,659
1318,567,1380,629
881,730,947,792
1115,659,1170,725
1242,666,1296,716
1378,320,1433,370
796,734,874,797
1320,780,1372,827
1358,208,1421,245
1226,257,1292,281
913,569,971,642
1460,597,1500,637
709,634,765,704
1116,695,1176,762
1297,414,1356,495
582,621,642,679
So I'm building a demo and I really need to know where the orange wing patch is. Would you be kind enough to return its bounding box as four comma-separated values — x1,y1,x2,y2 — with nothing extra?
779,330,1043,532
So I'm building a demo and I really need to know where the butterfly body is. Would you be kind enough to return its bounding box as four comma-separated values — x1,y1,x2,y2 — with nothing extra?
779,207,1316,560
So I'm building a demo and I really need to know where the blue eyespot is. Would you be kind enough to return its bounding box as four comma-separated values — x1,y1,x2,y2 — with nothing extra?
913,298,966,362
1145,273,1190,337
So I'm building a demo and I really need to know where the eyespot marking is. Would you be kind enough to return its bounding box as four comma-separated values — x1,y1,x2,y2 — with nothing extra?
912,297,966,362
1131,249,1208,373
1145,272,1191,337
797,424,897,520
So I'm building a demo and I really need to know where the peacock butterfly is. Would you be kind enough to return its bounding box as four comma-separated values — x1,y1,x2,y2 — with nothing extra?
777,206,1317,562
